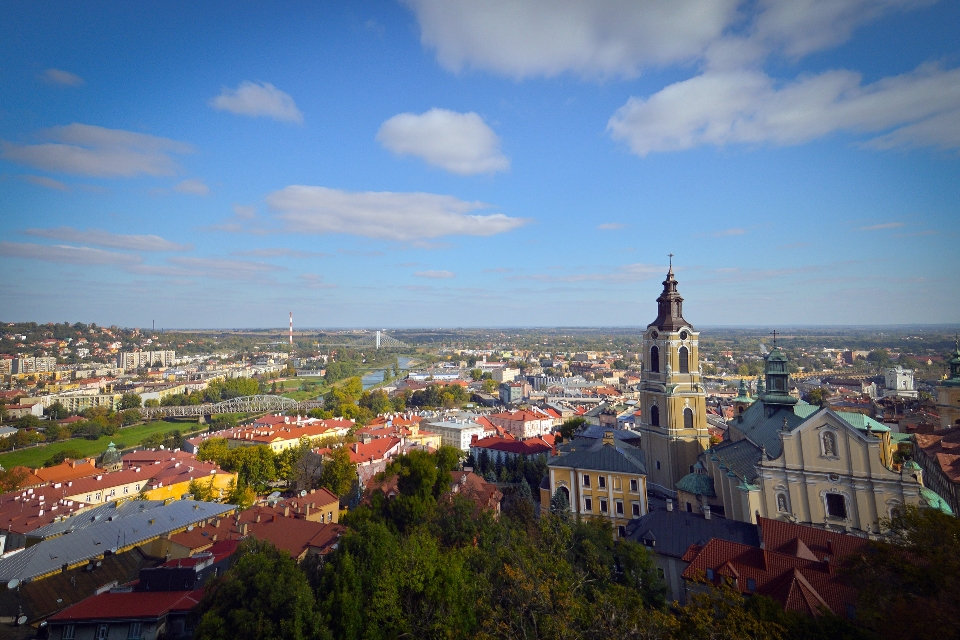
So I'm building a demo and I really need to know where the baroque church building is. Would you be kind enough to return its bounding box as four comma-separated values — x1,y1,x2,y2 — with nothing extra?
634,264,711,497
685,347,949,534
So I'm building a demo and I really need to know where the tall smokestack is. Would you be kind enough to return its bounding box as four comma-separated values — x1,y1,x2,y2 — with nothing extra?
289,312,293,346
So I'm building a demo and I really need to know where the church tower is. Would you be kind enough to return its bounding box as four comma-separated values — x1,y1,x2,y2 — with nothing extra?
636,260,710,497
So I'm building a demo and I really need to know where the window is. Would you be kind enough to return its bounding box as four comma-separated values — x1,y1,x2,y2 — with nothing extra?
123,486,129,494
706,568,715,580
684,408,693,430
584,497,593,512
615,500,624,515
613,476,622,490
61,625,76,640
846,604,857,620
686,502,692,512
127,622,142,639
630,478,639,492
135,484,140,491
679,346,689,373
599,498,608,513
651,406,660,427
650,345,660,373
96,624,109,640
617,526,626,538
747,578,757,591
657,568,665,578
656,460,661,470
582,474,591,488
826,493,847,519
598,476,606,489
632,502,641,517
327,511,333,521
86,495,91,502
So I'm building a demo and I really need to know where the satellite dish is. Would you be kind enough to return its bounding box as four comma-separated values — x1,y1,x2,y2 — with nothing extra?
300,490,307,497
7,579,19,589
17,615,27,625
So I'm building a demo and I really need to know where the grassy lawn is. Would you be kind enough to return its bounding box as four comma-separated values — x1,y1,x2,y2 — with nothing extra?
0,419,205,470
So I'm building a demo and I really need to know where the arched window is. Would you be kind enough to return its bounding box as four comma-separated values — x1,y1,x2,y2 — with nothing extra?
679,346,689,373
650,405,660,427
559,486,570,503
650,345,660,373
683,408,693,429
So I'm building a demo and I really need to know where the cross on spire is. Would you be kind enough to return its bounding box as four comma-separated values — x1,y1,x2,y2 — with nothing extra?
770,329,779,347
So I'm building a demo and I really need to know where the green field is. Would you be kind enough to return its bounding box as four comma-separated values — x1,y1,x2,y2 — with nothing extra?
0,420,205,470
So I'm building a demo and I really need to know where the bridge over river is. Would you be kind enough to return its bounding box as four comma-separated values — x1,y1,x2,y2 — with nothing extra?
140,394,325,419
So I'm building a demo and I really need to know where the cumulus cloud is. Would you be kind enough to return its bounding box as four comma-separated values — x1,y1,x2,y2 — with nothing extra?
210,81,303,123
21,175,69,191
1,123,193,177
403,0,738,79
608,64,960,155
174,178,210,196
42,68,84,86
24,227,191,252
0,241,141,265
232,204,257,219
414,270,455,278
377,109,509,175
266,185,529,241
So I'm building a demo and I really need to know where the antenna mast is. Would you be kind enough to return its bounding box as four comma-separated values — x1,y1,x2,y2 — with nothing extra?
289,312,293,347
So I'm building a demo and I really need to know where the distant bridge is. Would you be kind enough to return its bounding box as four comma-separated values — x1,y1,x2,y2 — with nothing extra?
318,330,408,349
141,394,325,419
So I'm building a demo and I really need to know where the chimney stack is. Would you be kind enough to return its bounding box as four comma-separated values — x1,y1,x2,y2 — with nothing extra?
240,523,249,536
284,505,290,518
666,499,673,512
704,505,711,520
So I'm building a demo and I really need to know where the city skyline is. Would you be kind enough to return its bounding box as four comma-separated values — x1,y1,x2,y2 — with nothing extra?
2,1,959,328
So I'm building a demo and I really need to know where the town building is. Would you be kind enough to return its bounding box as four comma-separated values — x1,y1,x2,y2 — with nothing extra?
469,435,552,465
695,347,938,532
913,426,960,516
487,409,554,439
634,264,711,496
626,498,760,604
681,517,869,619
937,341,960,429
117,350,176,370
543,430,649,539
427,417,486,451
883,365,918,399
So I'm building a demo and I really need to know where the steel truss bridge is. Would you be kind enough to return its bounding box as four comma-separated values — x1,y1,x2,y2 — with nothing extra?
141,395,325,419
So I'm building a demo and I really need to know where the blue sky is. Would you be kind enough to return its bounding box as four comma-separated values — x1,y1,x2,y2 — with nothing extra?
1,0,958,328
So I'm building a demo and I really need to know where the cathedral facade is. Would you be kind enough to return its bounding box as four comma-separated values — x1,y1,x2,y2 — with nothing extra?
634,264,710,497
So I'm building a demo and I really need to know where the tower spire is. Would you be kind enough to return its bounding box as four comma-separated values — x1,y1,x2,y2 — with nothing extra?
647,255,691,331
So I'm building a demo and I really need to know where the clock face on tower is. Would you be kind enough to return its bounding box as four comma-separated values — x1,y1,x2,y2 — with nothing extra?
680,331,688,340
651,331,659,339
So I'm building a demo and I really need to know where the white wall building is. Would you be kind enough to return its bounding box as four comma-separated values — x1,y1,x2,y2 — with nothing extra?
428,418,486,451
884,366,918,399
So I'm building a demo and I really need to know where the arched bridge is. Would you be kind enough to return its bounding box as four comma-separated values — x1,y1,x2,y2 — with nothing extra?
141,395,325,419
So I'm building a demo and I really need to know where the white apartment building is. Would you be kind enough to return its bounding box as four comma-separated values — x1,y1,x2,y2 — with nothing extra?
117,350,176,370
12,357,57,374
428,418,486,451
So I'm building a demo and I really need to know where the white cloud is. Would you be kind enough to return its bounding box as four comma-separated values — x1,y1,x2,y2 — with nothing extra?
415,270,455,278
299,273,338,289
21,175,69,191
266,185,529,241
859,222,905,231
209,81,303,123
597,222,627,230
0,241,141,265
403,0,739,79
377,109,509,175
232,204,257,219
42,68,84,86
173,178,210,196
608,64,960,155
233,248,330,258
714,228,747,236
24,227,191,252
1,123,193,177
508,263,663,284
168,256,285,281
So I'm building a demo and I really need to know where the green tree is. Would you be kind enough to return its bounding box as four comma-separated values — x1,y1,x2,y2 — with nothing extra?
805,387,828,406
45,400,69,420
319,446,355,497
193,539,325,640
559,416,586,440
119,392,142,409
188,476,218,502
550,487,570,517
470,368,484,381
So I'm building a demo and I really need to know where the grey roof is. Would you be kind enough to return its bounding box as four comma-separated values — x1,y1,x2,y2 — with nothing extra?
548,438,646,475
676,472,716,497
730,397,812,458
28,500,172,541
708,439,764,483
0,500,234,584
626,506,760,559
574,425,643,445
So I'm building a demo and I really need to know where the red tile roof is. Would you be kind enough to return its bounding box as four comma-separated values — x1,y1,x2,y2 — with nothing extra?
49,589,203,622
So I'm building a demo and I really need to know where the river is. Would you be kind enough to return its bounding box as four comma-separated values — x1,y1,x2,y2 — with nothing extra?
361,356,415,390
